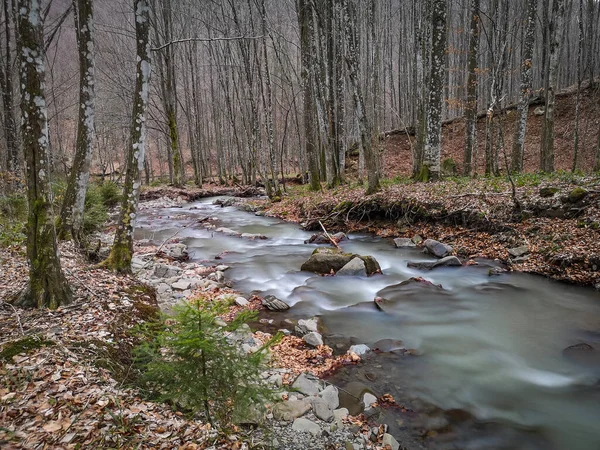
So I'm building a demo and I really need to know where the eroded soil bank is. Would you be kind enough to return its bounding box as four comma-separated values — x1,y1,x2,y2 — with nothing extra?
258,176,600,287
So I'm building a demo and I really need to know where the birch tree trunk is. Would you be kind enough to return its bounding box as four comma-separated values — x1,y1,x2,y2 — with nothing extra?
258,0,279,196
421,0,447,181
103,0,151,273
511,0,536,173
344,0,380,194
572,0,583,172
58,0,95,243
1,0,19,188
14,0,72,308
463,0,479,177
540,0,567,173
298,0,320,191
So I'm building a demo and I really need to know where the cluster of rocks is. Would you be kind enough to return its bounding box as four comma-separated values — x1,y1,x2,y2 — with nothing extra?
213,227,267,240
394,237,463,271
301,248,382,277
138,195,186,211
132,241,231,308
262,372,400,450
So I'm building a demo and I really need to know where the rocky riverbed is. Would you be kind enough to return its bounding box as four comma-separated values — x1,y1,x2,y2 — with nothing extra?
124,230,402,450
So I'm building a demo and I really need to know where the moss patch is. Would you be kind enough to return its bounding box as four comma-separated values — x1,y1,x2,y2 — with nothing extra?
0,335,55,362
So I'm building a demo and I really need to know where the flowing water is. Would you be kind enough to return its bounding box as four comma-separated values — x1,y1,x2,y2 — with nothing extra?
137,197,600,450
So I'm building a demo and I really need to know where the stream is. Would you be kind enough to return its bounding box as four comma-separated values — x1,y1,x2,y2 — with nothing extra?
137,197,600,450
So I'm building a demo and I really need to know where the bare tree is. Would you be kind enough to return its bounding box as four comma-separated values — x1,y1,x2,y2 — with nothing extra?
421,0,447,181
540,0,567,172
344,0,380,194
103,0,151,272
58,0,96,243
298,0,320,191
1,0,19,187
511,0,536,173
463,0,480,177
14,0,72,308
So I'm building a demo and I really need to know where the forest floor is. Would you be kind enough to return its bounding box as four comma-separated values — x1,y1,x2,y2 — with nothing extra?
0,185,380,450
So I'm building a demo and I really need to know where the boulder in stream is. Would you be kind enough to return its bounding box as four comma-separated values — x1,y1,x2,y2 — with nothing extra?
336,257,367,276
374,277,445,311
215,227,240,236
301,248,381,276
393,238,416,248
423,239,453,258
407,255,462,270
261,294,290,311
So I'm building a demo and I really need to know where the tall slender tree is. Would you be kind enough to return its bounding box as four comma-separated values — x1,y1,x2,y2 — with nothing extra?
511,0,536,173
102,0,151,272
298,0,320,191
463,0,480,177
344,0,380,194
540,0,567,172
14,0,72,308
1,0,19,187
421,0,447,181
58,0,96,243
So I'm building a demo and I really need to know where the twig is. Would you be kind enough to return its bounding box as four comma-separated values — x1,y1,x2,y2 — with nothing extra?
152,35,264,52
1,301,24,336
318,220,341,250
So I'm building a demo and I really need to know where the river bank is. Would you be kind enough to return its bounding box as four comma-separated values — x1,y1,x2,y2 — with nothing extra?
0,187,398,450
257,176,600,288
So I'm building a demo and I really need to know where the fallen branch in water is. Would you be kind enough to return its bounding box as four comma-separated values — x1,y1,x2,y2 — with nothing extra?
318,220,341,250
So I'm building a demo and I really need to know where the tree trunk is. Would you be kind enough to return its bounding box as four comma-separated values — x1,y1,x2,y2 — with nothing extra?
344,0,380,194
1,0,19,188
258,0,279,196
58,0,95,243
463,0,479,177
298,0,320,191
511,0,536,173
102,0,151,273
572,0,583,172
422,0,447,181
14,0,72,308
540,0,566,173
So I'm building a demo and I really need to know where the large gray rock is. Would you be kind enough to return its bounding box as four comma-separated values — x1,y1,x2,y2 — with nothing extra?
320,385,340,410
215,227,240,236
292,418,321,435
311,397,334,422
333,408,349,428
336,257,367,277
508,245,529,258
296,318,319,336
348,344,370,357
272,400,311,421
393,238,416,248
382,433,400,450
301,248,354,274
423,239,453,258
303,331,323,347
292,373,323,396
407,255,462,270
301,248,381,276
153,264,181,278
171,279,192,291
261,295,290,311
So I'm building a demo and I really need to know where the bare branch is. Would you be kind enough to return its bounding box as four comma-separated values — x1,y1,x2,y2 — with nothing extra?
151,35,264,52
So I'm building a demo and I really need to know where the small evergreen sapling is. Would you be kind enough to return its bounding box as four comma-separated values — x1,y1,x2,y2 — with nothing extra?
135,298,280,426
